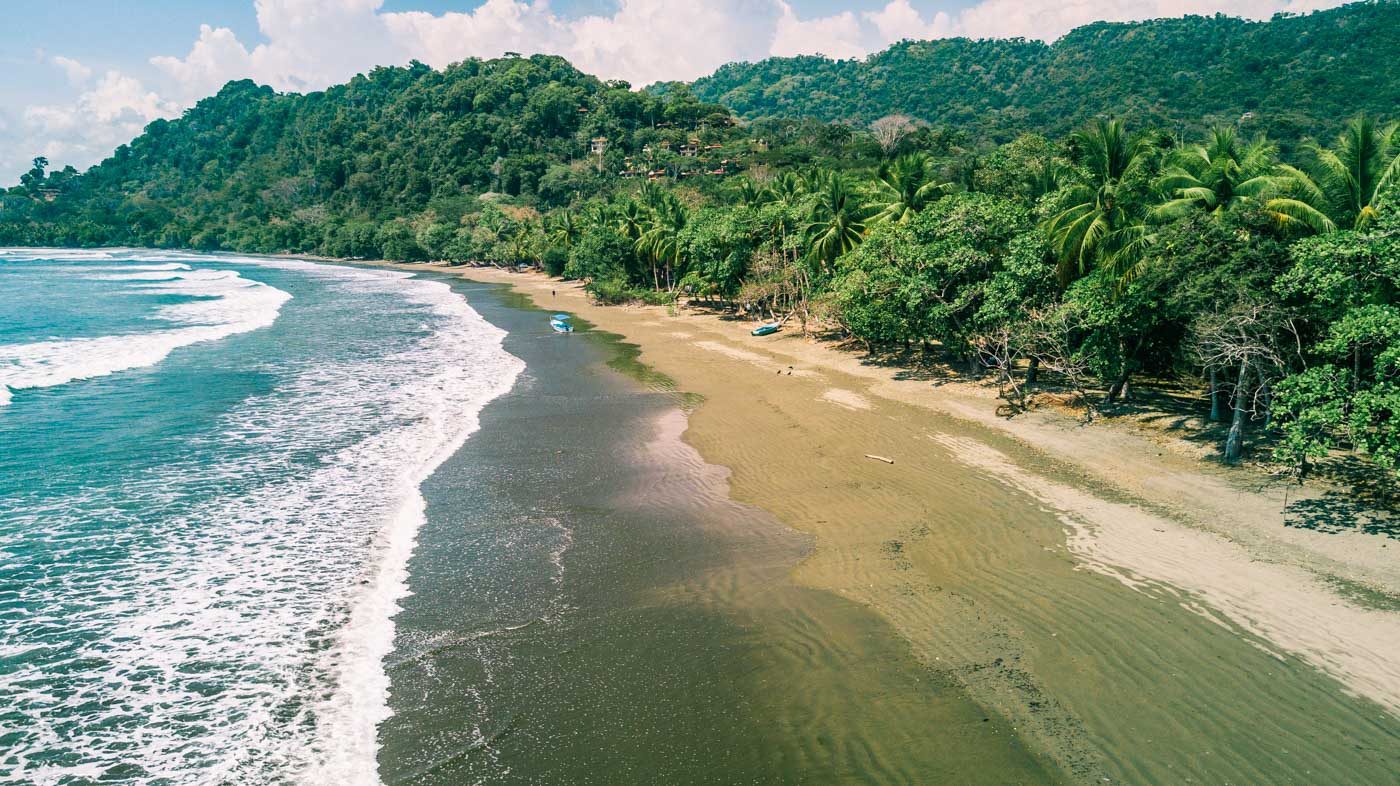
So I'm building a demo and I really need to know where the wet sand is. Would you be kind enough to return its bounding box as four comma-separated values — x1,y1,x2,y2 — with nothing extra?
378,279,1053,783
419,267,1400,783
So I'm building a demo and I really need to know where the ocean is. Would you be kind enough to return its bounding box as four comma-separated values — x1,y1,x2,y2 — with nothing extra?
0,249,522,784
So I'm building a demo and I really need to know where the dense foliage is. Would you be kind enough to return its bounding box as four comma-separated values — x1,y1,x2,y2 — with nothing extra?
511,116,1399,479
0,55,748,259
682,2,1400,148
4,6,1400,480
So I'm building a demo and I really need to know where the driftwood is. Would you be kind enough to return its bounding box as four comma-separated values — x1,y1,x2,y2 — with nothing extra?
864,454,895,464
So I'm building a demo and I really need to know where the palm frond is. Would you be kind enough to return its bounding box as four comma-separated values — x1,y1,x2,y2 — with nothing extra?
1264,197,1337,234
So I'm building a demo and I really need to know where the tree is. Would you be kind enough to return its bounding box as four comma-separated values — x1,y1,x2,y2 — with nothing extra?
566,225,634,282
869,114,919,155
765,171,806,208
1271,210,1400,477
1188,301,1290,462
547,208,581,251
804,173,870,275
636,193,688,290
20,157,49,192
680,205,761,304
831,193,1033,365
733,178,767,208
869,153,952,225
1042,118,1154,284
1267,115,1400,233
1152,126,1279,222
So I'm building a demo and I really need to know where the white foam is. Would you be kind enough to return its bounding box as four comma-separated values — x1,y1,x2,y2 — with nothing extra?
0,266,290,406
88,263,192,272
0,255,525,785
292,271,523,786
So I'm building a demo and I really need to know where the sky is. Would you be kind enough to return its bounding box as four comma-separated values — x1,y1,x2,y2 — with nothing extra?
0,0,1348,184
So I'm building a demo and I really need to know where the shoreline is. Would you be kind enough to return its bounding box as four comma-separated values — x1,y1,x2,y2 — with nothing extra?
387,263,1400,781
450,267,1399,589
373,273,1056,783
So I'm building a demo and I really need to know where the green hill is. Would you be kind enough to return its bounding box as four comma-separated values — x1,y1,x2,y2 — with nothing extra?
0,55,737,254
684,1,1400,144
5,2,1399,257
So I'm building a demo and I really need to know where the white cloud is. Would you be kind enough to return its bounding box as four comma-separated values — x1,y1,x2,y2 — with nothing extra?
771,1,867,60
947,0,1344,42
17,71,180,177
130,0,1362,99
150,25,255,103
541,0,783,86
50,56,93,86
6,0,1353,184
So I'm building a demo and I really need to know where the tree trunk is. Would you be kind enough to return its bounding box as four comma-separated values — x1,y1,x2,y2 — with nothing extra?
1105,368,1131,403
1105,336,1143,403
1209,367,1222,422
1353,344,1361,394
1225,359,1249,463
1026,357,1040,386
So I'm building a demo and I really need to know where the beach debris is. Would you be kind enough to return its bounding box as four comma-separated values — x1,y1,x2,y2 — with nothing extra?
864,454,895,464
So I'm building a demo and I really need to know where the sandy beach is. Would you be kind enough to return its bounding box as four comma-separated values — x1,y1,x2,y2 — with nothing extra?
383,263,1398,782
376,276,1054,784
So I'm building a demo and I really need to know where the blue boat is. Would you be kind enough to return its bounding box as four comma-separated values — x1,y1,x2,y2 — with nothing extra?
751,322,780,336
550,318,574,333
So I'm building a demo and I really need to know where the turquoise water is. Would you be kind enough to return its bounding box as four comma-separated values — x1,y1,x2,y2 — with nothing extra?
0,250,522,784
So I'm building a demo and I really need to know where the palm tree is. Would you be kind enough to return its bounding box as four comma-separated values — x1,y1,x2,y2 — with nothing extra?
636,194,688,290
582,202,617,232
1267,115,1400,233
615,200,646,241
869,152,952,225
764,171,806,209
1042,118,1154,284
734,178,768,208
546,208,581,251
804,173,870,274
798,167,828,196
637,181,668,212
1023,157,1067,202
1151,126,1278,221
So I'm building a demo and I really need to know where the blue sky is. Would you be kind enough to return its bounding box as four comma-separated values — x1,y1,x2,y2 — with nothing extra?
0,0,1343,183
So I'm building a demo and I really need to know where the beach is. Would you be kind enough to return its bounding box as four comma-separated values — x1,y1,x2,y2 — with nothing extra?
376,277,1052,783
385,264,1400,783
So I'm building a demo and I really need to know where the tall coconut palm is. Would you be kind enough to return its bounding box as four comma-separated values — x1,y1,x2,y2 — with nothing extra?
615,199,646,241
804,173,870,275
869,152,952,225
1152,126,1278,221
1042,118,1154,284
1267,115,1400,233
582,202,617,232
636,194,688,290
546,208,581,251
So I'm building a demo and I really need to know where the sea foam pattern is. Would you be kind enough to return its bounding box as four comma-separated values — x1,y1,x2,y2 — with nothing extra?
0,252,523,784
0,252,289,406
